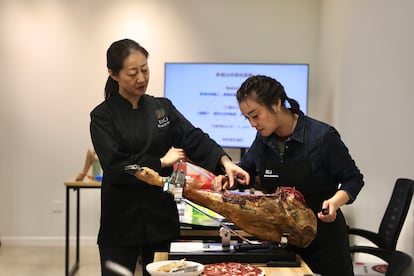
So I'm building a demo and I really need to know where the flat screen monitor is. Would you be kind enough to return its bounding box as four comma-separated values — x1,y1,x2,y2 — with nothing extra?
164,63,309,148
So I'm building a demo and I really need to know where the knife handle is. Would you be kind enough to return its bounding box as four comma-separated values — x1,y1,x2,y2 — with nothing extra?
233,242,270,252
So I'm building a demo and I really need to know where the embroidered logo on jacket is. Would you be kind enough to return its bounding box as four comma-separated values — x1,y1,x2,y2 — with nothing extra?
155,108,170,128
263,169,279,178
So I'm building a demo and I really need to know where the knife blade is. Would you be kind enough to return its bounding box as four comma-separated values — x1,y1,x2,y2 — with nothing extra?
182,199,258,245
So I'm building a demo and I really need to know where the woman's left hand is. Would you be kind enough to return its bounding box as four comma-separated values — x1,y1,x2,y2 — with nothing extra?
215,156,250,190
317,201,338,223
317,190,350,222
160,147,186,168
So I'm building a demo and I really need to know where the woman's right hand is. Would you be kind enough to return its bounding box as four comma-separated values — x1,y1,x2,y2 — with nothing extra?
160,147,186,168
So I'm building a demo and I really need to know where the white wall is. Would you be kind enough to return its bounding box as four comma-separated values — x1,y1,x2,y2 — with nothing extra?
0,0,413,260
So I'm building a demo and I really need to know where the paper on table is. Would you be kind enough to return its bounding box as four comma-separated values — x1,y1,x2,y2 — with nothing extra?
170,242,204,252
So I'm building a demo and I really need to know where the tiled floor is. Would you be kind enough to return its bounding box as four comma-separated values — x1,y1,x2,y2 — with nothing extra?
0,245,143,275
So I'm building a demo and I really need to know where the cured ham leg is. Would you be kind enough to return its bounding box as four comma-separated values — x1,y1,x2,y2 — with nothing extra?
183,183,317,248
124,161,317,248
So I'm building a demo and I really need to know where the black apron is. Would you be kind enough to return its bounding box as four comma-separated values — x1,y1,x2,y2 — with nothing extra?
259,126,354,276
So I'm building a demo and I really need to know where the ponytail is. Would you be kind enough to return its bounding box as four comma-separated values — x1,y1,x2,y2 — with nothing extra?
104,76,118,100
286,97,300,114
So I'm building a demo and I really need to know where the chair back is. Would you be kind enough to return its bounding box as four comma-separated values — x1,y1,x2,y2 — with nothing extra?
378,178,414,250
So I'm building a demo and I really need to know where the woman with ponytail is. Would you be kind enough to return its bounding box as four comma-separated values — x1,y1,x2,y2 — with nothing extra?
230,75,364,276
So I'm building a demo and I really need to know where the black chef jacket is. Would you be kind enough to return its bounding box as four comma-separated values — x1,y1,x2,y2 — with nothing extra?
90,92,227,246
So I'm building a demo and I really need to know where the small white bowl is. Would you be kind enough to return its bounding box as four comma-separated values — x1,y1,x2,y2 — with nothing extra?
146,260,204,276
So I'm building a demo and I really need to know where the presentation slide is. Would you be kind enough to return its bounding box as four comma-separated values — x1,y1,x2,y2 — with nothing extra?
165,63,309,148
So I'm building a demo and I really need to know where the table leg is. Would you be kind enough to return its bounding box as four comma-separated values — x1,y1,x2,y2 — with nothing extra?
76,188,80,266
66,187,80,276
65,186,69,276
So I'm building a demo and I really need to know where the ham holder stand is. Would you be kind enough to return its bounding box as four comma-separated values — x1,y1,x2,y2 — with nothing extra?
171,199,300,267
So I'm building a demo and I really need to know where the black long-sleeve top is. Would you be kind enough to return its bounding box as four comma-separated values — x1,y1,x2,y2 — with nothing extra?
90,92,227,245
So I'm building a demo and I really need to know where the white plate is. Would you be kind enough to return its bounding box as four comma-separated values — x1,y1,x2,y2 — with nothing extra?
146,260,204,276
